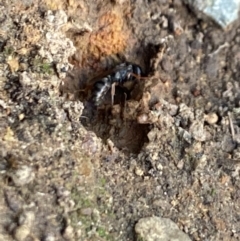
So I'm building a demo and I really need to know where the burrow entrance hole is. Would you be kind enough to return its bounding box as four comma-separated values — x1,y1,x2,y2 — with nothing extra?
60,2,170,153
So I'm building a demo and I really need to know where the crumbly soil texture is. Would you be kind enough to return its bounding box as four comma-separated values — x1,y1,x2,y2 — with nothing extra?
0,0,240,241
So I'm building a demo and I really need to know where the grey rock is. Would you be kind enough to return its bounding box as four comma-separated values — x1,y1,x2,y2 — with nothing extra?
135,216,192,241
221,135,236,152
183,0,240,28
189,120,206,142
178,127,192,144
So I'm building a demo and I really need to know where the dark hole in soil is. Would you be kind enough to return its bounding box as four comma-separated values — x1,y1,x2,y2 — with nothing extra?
61,56,152,153
81,86,149,154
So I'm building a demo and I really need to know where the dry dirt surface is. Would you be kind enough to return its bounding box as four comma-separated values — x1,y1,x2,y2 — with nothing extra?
0,0,240,240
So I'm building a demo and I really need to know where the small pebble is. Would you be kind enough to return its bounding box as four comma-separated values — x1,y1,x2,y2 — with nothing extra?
19,72,31,86
44,234,56,241
135,216,191,241
189,120,206,142
135,167,144,176
11,165,35,186
137,113,149,124
204,113,218,125
161,15,168,28
161,58,173,72
156,163,163,171
63,225,74,239
14,225,30,241
18,211,35,226
80,208,92,216
18,113,25,121
177,159,184,170
19,63,28,71
194,154,207,170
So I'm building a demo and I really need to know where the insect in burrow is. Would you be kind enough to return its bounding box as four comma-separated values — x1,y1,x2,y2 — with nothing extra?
86,62,143,107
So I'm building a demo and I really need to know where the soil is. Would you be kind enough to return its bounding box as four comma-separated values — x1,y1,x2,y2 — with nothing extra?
0,0,240,240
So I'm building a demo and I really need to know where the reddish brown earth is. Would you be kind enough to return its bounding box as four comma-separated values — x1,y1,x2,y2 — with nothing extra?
0,0,240,240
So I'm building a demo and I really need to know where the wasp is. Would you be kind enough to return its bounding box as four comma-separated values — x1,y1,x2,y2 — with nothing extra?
86,62,142,107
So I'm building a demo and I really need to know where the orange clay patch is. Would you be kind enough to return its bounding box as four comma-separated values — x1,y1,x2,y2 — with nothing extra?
70,10,129,68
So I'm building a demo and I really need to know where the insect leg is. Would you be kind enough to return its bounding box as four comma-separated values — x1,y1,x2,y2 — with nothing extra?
111,82,116,105
90,77,112,106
